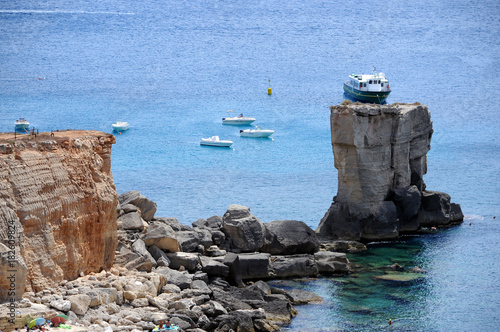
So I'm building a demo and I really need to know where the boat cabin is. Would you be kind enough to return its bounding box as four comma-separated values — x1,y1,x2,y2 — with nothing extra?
348,73,390,92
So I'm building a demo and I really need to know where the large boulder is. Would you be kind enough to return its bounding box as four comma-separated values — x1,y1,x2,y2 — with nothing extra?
223,253,243,287
317,201,399,241
67,294,92,315
222,205,265,252
261,220,319,255
200,256,229,278
118,211,145,231
143,222,179,252
314,251,350,275
176,228,213,252
417,191,452,226
270,255,318,278
118,191,157,221
165,252,200,272
238,253,270,280
131,239,157,268
393,185,421,231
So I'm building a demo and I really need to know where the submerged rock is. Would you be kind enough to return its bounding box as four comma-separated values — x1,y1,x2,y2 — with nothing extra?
374,272,426,283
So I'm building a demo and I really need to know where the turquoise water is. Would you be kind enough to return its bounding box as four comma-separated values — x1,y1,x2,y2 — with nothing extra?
1,0,499,330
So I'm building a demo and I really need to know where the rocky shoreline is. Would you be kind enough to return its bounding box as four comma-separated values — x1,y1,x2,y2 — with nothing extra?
0,103,465,331
1,191,355,332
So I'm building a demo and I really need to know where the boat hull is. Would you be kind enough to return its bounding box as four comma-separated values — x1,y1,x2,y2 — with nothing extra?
200,141,233,147
113,126,129,132
15,124,30,131
240,130,274,138
222,118,255,125
112,122,129,132
343,83,390,104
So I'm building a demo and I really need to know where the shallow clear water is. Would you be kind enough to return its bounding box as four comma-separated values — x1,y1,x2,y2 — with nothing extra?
1,0,499,330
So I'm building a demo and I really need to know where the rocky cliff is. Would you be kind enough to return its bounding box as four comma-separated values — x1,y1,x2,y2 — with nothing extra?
0,131,118,301
316,103,463,241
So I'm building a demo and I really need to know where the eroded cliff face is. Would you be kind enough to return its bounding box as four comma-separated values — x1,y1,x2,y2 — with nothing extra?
0,131,118,301
316,103,463,241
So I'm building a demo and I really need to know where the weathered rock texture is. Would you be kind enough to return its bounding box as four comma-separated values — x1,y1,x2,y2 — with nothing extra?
0,131,118,301
317,103,463,241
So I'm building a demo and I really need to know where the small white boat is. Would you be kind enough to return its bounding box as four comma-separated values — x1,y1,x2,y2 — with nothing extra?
222,113,256,125
240,128,275,138
112,121,129,132
15,118,30,131
200,136,233,147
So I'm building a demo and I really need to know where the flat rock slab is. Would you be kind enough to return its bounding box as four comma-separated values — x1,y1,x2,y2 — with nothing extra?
374,272,426,283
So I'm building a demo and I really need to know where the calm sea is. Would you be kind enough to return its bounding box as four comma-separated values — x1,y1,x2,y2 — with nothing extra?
1,0,499,330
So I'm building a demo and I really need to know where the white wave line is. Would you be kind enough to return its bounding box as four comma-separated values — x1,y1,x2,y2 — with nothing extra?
0,9,135,15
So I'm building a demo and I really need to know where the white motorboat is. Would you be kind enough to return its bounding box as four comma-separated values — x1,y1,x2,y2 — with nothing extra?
15,118,30,131
112,121,129,132
240,128,275,138
222,113,256,125
200,136,233,147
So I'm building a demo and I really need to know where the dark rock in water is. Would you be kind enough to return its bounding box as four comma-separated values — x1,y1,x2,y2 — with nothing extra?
261,220,319,255
387,263,404,271
417,191,452,226
393,185,421,231
450,202,464,223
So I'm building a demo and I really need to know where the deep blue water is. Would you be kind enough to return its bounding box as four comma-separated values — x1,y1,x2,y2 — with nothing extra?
1,0,499,330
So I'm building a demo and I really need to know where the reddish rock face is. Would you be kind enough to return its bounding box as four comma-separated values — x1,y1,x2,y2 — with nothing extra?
0,131,118,299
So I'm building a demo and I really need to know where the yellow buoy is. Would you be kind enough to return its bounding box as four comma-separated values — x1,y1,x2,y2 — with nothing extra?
268,79,272,95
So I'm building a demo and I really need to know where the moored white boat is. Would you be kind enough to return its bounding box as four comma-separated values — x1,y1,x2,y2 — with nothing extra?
200,136,233,147
222,113,256,125
15,118,30,131
240,128,275,138
112,121,129,132
343,68,391,104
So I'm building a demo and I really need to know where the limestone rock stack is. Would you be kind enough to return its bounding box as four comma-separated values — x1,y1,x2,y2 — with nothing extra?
316,103,463,241
0,131,118,301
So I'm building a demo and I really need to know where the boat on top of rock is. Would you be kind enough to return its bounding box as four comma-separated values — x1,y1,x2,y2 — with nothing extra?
343,68,391,104
15,118,30,131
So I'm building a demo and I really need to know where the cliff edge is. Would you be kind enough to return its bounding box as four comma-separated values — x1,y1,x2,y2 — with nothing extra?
0,130,118,301
316,103,463,241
